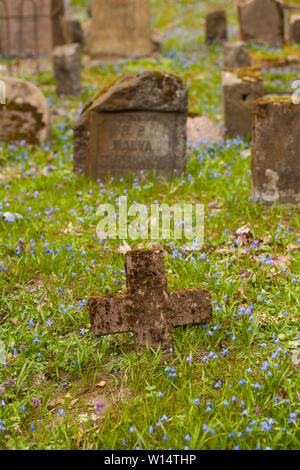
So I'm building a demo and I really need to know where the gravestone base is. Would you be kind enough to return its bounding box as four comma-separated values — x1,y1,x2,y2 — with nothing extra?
222,67,264,137
252,98,300,205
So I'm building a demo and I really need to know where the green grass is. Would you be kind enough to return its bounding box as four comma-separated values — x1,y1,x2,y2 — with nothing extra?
0,0,300,450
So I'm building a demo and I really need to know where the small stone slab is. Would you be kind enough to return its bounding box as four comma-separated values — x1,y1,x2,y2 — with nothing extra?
88,250,212,351
222,66,264,137
223,41,251,68
205,9,227,43
0,77,51,145
187,115,223,145
53,43,81,95
238,0,284,46
73,71,188,179
252,98,300,205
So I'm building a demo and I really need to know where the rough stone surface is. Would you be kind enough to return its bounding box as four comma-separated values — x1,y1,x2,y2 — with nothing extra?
73,71,188,179
205,9,227,42
62,18,84,46
86,0,153,61
289,14,300,43
88,250,212,351
223,41,251,68
222,67,264,137
187,115,223,145
238,0,284,45
0,0,65,56
0,77,51,145
252,98,300,205
53,43,81,95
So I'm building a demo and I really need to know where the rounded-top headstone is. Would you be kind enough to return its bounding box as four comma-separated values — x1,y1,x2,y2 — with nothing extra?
0,77,51,145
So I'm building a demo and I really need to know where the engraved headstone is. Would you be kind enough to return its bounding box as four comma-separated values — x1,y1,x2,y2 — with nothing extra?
252,98,300,205
289,14,300,43
238,0,284,45
0,77,51,145
86,0,154,61
88,250,212,351
222,67,264,137
53,43,81,95
0,0,65,56
205,9,227,43
73,71,188,179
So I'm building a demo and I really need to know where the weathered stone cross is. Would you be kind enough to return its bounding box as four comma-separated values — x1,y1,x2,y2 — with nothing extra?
88,250,212,351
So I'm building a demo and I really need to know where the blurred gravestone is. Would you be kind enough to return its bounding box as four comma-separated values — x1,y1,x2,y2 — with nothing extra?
205,9,227,43
222,67,264,137
0,77,51,145
53,43,81,95
238,0,284,45
73,71,188,179
0,0,65,56
223,41,251,68
289,15,300,43
86,0,154,61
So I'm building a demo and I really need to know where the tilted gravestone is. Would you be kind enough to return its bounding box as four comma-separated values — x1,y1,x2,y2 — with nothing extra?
289,15,300,43
252,98,300,205
73,71,188,179
88,250,212,351
0,77,51,145
222,66,264,137
0,0,65,56
53,43,81,95
238,0,284,45
86,0,154,61
205,9,227,43
223,41,251,68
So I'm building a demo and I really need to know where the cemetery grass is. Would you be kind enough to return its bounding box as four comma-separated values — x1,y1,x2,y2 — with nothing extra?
1,0,300,451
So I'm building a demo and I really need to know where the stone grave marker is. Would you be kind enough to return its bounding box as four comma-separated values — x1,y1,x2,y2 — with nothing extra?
205,9,227,43
86,0,154,61
0,77,51,145
88,250,212,351
289,15,300,43
0,0,65,56
252,98,300,205
223,41,251,68
222,66,264,137
53,43,81,95
73,71,188,179
62,18,84,46
238,0,284,45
